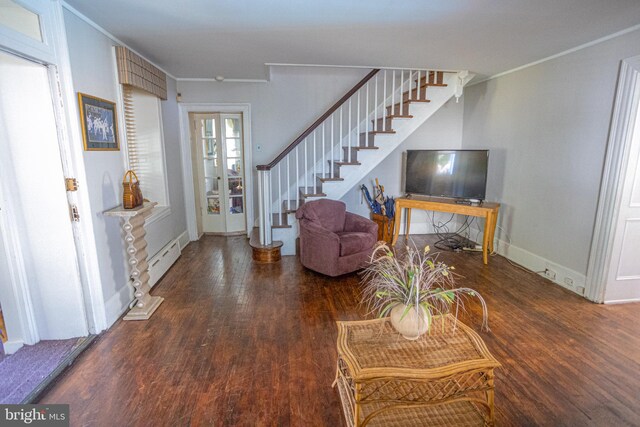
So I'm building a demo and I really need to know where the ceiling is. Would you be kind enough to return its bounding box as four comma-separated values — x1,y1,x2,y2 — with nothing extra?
64,0,640,81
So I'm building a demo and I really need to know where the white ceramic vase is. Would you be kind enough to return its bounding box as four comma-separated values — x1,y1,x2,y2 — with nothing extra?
389,304,430,340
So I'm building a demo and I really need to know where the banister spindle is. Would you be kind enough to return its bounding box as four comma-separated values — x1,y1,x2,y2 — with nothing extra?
339,106,343,161
313,131,317,191
322,122,326,180
296,146,299,207
400,69,404,116
356,90,360,154
278,163,282,223
304,138,308,193
286,154,290,211
391,70,396,116
382,70,387,130
348,98,352,162
330,115,334,177
374,74,378,131
366,82,370,147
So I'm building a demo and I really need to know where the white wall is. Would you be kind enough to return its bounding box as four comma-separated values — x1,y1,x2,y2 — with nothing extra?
63,9,186,325
462,28,640,281
177,66,370,223
342,98,464,232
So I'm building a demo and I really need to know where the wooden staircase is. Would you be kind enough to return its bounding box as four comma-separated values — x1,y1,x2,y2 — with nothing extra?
253,68,472,259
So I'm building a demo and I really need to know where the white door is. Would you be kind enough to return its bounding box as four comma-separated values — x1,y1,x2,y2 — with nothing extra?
603,94,640,302
192,113,247,233
0,50,88,347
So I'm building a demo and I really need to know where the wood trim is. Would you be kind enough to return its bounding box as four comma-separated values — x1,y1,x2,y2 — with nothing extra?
585,55,640,302
256,69,380,171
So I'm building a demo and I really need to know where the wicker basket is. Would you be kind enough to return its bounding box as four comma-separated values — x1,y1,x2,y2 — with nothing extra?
122,170,143,209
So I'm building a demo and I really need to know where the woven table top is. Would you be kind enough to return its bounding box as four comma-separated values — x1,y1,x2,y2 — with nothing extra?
337,314,500,381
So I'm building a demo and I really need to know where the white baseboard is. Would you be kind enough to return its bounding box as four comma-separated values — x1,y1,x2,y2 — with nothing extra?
494,238,586,296
2,339,24,354
104,282,134,328
178,230,190,250
604,297,640,304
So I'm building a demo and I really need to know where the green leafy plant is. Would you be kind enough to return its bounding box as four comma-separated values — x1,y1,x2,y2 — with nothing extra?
361,241,489,331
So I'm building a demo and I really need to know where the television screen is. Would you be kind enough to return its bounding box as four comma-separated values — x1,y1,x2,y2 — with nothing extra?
404,150,489,200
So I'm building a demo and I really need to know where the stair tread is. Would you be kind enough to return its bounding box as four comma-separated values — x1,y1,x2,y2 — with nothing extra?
282,200,304,213
385,114,413,119
344,145,378,150
361,130,395,135
331,160,361,165
299,187,326,197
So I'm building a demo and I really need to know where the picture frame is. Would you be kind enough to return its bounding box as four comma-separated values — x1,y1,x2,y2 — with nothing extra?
77,92,120,151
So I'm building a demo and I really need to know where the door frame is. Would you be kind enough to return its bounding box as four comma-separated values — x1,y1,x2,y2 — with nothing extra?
585,55,640,303
0,0,107,340
179,103,254,241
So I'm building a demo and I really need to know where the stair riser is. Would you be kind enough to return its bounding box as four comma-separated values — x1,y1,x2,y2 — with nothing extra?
341,147,359,162
359,133,375,147
372,117,394,132
386,103,411,116
402,87,428,103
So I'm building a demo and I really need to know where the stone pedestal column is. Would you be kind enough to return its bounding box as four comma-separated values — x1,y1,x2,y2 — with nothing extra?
105,202,164,320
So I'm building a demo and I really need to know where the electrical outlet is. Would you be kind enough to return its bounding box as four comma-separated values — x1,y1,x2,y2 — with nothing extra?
564,277,574,287
544,268,556,280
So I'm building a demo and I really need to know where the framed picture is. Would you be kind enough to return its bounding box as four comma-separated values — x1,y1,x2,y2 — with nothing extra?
77,93,120,151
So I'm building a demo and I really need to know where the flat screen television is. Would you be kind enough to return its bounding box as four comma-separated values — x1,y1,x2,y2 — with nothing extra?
404,150,489,201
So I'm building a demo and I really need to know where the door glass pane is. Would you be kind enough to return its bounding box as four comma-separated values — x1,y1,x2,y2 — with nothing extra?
227,158,242,177
229,197,243,214
202,118,216,138
228,177,242,196
203,138,217,158
226,138,242,158
207,197,220,215
224,118,241,138
0,0,42,41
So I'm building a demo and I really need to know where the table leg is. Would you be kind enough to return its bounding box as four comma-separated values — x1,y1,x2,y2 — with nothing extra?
405,208,412,237
487,370,496,426
482,214,490,265
489,209,498,253
392,207,401,246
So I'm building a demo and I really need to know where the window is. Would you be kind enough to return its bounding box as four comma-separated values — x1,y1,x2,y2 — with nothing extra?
115,46,170,222
122,85,169,209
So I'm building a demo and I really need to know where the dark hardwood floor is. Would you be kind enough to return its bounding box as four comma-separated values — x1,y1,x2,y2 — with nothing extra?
39,235,640,426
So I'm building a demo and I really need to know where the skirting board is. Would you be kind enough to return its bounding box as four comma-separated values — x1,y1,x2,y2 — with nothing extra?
178,230,190,250
493,238,586,296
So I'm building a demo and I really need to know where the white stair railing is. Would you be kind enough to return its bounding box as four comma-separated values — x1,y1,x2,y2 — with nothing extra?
256,68,454,246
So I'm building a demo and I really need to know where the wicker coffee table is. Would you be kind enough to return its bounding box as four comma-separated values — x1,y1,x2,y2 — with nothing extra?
334,315,500,427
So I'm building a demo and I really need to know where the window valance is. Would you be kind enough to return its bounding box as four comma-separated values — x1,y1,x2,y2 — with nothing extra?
115,46,167,100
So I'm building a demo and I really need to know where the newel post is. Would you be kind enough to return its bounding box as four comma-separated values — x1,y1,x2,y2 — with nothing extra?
257,167,272,245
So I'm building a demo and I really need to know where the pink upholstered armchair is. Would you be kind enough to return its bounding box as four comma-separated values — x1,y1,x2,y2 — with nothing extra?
295,199,378,277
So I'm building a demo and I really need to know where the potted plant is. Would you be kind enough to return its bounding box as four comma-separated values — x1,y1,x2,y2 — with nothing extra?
361,241,488,340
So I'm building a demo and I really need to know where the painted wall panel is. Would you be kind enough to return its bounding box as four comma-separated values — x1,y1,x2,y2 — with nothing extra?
462,28,640,275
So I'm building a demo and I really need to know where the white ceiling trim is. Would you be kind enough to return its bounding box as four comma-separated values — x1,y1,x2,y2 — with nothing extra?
470,23,640,86
176,77,268,83
61,1,177,80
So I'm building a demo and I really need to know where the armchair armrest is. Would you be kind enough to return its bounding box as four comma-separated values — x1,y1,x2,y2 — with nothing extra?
345,212,378,236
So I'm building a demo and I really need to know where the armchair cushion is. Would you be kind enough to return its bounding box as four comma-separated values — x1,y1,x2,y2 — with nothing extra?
336,231,377,257
296,198,346,233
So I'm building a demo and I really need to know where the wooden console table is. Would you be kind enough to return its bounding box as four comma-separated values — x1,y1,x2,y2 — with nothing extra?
335,315,501,426
391,196,500,265
104,202,164,320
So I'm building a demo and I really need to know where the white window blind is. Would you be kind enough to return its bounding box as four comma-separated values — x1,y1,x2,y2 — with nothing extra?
122,85,168,206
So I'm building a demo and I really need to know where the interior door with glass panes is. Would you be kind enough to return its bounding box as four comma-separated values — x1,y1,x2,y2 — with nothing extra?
193,113,246,233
